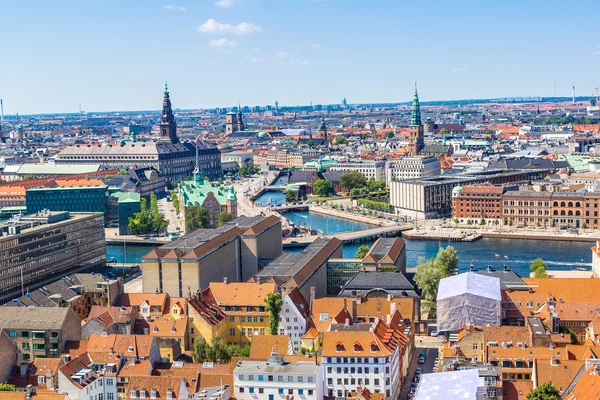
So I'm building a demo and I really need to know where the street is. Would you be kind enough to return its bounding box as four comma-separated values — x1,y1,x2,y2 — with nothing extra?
400,335,439,399
157,196,182,232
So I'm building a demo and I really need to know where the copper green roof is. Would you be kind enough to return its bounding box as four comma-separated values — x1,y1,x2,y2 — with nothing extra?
410,83,422,126
180,178,236,207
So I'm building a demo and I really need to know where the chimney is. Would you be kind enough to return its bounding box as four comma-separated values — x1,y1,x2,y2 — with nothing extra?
223,277,228,285
187,286,192,299
351,299,357,322
343,298,347,312
345,318,350,326
387,294,392,301
310,286,315,303
198,290,203,303
256,277,261,285
390,302,397,316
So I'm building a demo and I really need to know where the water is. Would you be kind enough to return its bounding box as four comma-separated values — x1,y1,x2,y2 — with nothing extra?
254,191,286,207
272,174,288,186
283,211,374,235
106,211,593,277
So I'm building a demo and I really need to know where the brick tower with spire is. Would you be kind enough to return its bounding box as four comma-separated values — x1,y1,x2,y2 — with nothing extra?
159,81,178,144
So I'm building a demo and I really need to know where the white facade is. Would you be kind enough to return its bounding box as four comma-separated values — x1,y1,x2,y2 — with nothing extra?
330,161,386,181
234,357,323,400
278,294,308,354
58,370,118,400
385,156,440,185
593,242,600,278
323,348,400,399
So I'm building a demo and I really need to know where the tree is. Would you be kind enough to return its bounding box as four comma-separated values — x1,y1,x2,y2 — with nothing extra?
454,218,459,226
117,170,129,176
171,190,180,214
526,382,560,400
551,220,556,228
0,383,16,392
436,246,459,276
355,245,370,259
480,218,486,226
128,197,153,234
192,336,210,363
23,173,37,180
438,128,448,136
185,206,208,232
265,292,283,335
314,179,335,197
365,178,386,192
307,140,315,147
150,193,168,233
530,258,547,278
494,219,499,226
218,211,233,227
509,219,514,227
385,131,394,139
192,335,235,363
285,190,297,203
414,257,445,302
334,136,348,145
339,171,368,191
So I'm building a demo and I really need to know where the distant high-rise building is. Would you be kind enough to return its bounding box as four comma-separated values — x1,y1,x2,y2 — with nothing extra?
342,97,347,109
407,83,424,155
275,100,279,111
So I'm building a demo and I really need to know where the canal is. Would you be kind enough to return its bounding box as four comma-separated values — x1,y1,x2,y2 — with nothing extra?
107,211,592,277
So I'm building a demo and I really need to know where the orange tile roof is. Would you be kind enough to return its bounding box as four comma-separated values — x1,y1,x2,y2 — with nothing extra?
564,366,600,400
502,381,533,400
321,330,394,357
208,281,276,307
149,317,188,338
125,376,184,400
534,359,585,395
249,335,290,358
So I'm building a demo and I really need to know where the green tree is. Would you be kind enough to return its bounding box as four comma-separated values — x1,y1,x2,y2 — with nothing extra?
438,128,448,136
334,136,348,145
509,219,513,226
265,292,283,335
582,223,588,230
414,257,445,302
128,197,154,234
192,335,234,363
436,246,459,276
218,211,233,227
339,171,368,191
551,220,556,228
307,140,315,147
526,382,560,400
208,335,231,363
285,190,297,203
171,190,180,214
385,131,394,139
530,258,547,278
149,193,168,233
480,218,486,226
192,336,210,363
227,343,250,357
185,206,208,232
23,173,37,180
355,245,370,259
314,179,335,196
0,383,16,392
365,178,386,191
117,170,129,176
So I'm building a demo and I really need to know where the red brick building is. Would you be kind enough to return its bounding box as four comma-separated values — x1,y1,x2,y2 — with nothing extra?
452,184,505,222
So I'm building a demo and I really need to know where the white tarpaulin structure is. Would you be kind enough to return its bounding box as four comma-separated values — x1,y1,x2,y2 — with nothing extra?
414,369,488,400
436,272,501,333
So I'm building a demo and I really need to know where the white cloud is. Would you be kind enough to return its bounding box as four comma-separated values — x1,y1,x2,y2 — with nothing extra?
215,0,237,8
451,67,468,73
209,38,239,53
301,60,311,65
164,4,187,11
309,43,320,49
246,55,265,64
273,51,290,60
195,19,262,34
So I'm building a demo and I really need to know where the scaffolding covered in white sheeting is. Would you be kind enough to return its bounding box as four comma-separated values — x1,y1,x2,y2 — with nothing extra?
436,272,501,333
414,369,488,400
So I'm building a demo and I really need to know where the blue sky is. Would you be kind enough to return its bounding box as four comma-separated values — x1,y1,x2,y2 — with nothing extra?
1,0,599,114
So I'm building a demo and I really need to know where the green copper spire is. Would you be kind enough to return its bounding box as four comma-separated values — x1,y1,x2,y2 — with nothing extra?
193,141,204,184
410,82,422,126
164,80,169,97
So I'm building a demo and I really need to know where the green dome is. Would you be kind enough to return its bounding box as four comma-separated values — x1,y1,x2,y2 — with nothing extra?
257,132,267,138
452,186,463,194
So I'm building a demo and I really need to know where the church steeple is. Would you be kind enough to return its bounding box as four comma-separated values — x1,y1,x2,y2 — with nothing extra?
319,114,328,145
159,80,178,144
410,82,422,126
193,139,204,184
237,103,245,131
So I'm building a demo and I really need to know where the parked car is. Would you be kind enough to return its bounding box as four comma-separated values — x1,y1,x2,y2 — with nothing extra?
418,351,426,364
415,367,422,375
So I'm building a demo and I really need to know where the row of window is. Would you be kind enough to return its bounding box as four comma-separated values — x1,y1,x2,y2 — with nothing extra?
229,315,265,323
238,374,314,383
224,305,266,312
327,366,389,375
325,356,390,364
327,377,387,387
230,328,266,336
239,387,313,396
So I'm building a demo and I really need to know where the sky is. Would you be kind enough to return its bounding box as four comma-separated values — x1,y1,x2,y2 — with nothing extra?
1,0,599,115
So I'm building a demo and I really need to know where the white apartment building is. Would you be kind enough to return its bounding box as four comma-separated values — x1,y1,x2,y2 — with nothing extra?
278,288,309,354
234,353,323,400
322,328,402,400
330,160,386,181
58,360,118,400
386,156,440,185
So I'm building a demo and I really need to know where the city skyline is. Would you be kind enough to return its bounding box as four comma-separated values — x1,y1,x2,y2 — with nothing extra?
1,0,600,114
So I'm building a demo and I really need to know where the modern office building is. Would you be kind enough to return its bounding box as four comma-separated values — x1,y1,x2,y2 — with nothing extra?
385,156,440,185
55,84,221,182
0,211,106,304
25,185,108,215
330,160,386,181
106,190,141,235
142,215,282,296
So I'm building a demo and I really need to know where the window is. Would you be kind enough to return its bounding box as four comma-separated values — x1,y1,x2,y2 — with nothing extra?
241,316,246,322
473,343,478,350
9,331,17,338
230,328,235,336
229,316,235,322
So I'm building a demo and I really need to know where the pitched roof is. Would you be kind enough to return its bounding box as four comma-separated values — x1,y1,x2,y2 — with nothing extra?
0,307,78,330
208,281,276,307
564,366,600,400
534,359,585,395
249,335,291,358
125,375,184,400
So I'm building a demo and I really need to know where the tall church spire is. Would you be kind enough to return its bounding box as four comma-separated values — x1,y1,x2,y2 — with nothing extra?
159,80,178,143
410,82,422,126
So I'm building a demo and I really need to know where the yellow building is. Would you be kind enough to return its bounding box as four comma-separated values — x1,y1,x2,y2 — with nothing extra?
188,280,277,347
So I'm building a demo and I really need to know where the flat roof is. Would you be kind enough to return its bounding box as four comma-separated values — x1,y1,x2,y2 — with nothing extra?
0,212,102,239
234,360,319,375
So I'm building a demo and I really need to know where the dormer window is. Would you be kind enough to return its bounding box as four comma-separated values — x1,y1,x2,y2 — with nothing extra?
153,326,159,333
370,342,379,353
128,346,135,352
336,342,344,352
131,389,139,398
150,389,158,399
166,389,175,400
246,306,253,312
140,389,147,399
354,342,362,353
